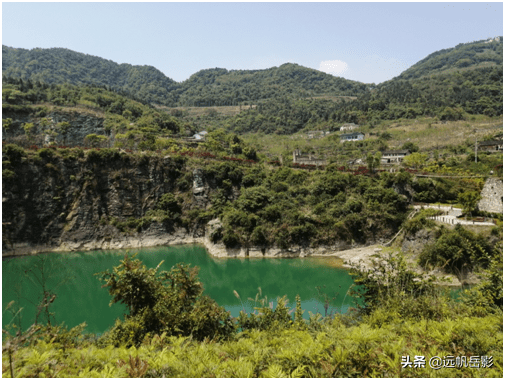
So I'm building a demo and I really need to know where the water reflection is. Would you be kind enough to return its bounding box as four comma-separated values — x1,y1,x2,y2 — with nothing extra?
3,246,356,334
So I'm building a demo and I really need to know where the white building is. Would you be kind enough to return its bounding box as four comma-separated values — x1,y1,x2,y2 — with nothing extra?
381,150,411,164
340,132,365,142
193,130,208,140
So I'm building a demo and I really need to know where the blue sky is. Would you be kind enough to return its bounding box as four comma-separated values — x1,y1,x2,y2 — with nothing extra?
2,2,503,85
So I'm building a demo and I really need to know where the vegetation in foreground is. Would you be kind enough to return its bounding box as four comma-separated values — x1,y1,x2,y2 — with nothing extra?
2,250,502,378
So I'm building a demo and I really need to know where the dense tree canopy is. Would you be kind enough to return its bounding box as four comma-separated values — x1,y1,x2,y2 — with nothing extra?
2,46,369,107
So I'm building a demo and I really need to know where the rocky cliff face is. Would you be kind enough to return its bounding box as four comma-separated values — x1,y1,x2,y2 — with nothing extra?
2,108,107,147
2,149,380,259
2,151,197,255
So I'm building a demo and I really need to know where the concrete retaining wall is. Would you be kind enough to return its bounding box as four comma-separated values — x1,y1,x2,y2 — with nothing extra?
478,178,503,214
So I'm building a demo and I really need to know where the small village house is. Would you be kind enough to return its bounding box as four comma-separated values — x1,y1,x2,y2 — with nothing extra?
340,132,365,142
478,140,503,152
381,150,411,164
192,130,208,140
306,130,331,139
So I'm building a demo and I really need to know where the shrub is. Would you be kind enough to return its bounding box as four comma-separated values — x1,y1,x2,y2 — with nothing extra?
37,147,57,160
157,193,181,215
2,168,16,179
236,293,294,331
96,254,234,346
402,208,442,235
3,144,26,165
350,253,440,318
84,133,108,148
419,224,496,276
222,228,241,248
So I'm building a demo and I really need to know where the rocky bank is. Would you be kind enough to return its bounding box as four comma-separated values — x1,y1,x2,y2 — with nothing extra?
2,150,366,260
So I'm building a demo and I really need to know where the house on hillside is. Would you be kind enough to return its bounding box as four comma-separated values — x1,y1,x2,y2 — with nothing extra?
478,140,503,152
339,123,359,132
381,150,411,164
192,131,208,140
340,132,365,142
292,149,326,166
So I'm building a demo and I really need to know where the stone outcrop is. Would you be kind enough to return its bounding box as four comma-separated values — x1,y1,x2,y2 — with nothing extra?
401,228,437,255
203,218,354,258
478,177,503,214
2,108,107,147
2,153,188,255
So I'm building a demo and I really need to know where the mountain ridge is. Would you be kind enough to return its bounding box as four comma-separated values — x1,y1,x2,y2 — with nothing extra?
396,36,503,80
2,37,503,123
2,45,369,106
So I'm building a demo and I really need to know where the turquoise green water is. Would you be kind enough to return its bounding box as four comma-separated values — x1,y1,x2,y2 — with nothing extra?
2,245,356,334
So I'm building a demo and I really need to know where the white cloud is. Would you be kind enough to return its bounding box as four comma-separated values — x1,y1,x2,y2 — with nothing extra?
319,60,349,75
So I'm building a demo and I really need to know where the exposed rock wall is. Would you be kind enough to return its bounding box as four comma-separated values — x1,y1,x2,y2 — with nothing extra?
2,153,364,258
2,153,189,255
2,108,106,146
478,177,503,214
2,152,381,259
46,111,107,146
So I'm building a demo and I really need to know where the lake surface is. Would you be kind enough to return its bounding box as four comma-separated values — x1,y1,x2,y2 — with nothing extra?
2,245,356,334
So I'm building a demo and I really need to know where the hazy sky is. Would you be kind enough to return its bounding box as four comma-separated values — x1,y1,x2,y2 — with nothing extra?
2,2,503,84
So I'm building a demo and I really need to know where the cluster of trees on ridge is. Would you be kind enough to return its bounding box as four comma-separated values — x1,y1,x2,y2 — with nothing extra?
398,37,503,80
2,46,369,107
186,64,502,135
175,64,368,106
2,46,180,105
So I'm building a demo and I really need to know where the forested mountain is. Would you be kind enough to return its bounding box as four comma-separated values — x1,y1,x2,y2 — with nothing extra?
2,37,503,136
206,38,503,134
397,37,503,80
191,63,502,135
2,46,180,105
175,64,369,106
2,46,368,107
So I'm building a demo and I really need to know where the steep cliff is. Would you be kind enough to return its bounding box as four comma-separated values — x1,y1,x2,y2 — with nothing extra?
2,146,406,258
3,107,107,147
2,148,206,255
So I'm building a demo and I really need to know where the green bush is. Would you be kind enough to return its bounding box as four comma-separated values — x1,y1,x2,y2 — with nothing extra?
97,254,235,347
37,147,57,160
2,168,16,179
3,144,26,165
419,224,496,275
157,193,181,215
350,253,440,318
402,208,442,235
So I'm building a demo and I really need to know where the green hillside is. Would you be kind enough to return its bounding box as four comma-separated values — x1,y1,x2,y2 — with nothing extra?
175,64,369,106
2,46,369,107
171,38,503,134
2,46,180,106
2,38,503,138
181,64,502,135
397,37,503,80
